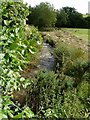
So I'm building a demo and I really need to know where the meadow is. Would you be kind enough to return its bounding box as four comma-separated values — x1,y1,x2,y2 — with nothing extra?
63,28,89,42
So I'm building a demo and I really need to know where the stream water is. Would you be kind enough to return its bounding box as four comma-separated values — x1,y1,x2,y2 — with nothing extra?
37,42,55,71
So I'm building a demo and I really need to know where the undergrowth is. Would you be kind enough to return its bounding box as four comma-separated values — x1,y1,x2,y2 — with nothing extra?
26,70,89,119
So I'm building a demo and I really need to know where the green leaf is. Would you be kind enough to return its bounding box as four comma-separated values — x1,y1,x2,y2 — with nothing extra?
13,112,24,118
23,107,34,118
0,110,8,119
4,20,8,26
0,53,5,59
4,53,9,60
7,110,14,118
10,43,18,50
0,42,8,46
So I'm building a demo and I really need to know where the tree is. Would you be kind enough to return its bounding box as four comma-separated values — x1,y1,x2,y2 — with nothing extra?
26,2,57,29
85,16,90,28
55,7,87,28
55,9,69,27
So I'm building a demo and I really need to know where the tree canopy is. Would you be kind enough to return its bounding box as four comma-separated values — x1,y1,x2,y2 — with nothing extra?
27,3,89,29
27,2,57,29
55,7,89,28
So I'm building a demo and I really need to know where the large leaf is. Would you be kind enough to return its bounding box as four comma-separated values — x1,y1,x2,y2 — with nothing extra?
9,43,18,50
0,110,7,119
23,106,34,118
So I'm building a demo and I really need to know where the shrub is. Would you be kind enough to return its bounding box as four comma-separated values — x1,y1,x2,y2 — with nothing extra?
54,43,70,68
1,1,42,119
40,27,55,31
60,89,89,118
25,25,42,47
42,34,55,47
77,80,89,102
54,42,88,82
27,70,61,116
27,70,89,118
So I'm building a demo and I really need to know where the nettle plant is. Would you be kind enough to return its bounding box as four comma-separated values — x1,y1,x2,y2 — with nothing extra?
0,1,42,119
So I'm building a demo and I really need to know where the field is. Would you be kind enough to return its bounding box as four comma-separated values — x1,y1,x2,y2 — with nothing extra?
63,28,88,42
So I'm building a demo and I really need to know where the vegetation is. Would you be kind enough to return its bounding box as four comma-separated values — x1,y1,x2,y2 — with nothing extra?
55,7,89,28
25,28,89,118
26,70,89,118
1,0,89,119
63,28,88,42
54,42,88,82
27,2,57,29
39,29,89,118
1,1,42,119
27,4,90,29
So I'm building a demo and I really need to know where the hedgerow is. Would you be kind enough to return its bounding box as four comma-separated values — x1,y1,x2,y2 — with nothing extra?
0,1,42,119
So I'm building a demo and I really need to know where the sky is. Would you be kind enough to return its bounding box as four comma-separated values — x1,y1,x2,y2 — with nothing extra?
24,0,90,14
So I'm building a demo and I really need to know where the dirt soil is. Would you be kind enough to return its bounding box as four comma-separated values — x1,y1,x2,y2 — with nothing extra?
41,29,88,53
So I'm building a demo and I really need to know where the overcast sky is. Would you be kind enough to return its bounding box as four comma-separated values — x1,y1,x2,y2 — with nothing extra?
24,0,90,14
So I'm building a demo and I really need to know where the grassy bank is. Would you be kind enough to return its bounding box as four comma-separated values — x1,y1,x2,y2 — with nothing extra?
63,28,88,42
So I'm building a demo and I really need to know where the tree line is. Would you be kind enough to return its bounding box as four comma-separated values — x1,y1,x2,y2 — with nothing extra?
26,2,90,29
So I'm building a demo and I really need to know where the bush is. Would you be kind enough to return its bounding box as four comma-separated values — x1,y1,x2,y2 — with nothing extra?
77,80,89,102
27,70,62,117
27,70,89,118
1,1,42,119
54,43,70,68
65,60,89,79
54,42,88,82
25,25,42,47
60,89,89,118
42,33,55,47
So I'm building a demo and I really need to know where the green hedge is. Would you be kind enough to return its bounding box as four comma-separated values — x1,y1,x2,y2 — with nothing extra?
0,1,42,119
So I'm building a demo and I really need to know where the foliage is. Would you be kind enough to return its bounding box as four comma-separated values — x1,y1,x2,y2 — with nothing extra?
24,25,42,54
42,33,55,47
27,2,90,30
84,16,90,28
40,27,55,31
27,2,57,29
55,9,69,27
27,71,61,116
54,42,88,82
77,80,90,102
55,7,89,28
0,95,34,119
1,1,89,119
27,3,89,29
60,89,89,118
27,70,89,118
27,70,63,118
1,0,42,119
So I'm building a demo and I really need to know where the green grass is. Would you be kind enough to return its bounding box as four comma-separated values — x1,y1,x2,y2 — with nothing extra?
63,28,89,42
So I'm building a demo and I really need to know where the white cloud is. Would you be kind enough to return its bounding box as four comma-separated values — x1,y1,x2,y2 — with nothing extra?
24,0,90,14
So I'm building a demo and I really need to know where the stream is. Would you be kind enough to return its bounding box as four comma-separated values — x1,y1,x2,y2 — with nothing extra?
37,42,55,71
